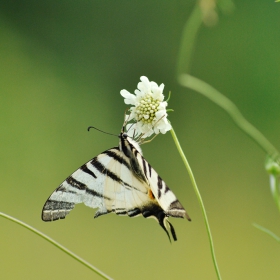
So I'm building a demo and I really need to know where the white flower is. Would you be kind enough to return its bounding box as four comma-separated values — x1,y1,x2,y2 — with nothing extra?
120,76,171,138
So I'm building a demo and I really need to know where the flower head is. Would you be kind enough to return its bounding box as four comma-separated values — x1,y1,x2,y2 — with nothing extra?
120,76,171,138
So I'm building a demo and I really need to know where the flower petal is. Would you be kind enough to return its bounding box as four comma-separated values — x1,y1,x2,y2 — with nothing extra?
120,90,136,105
138,76,151,93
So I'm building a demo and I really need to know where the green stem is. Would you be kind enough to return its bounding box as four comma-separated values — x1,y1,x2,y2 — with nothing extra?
178,74,280,162
176,4,202,76
170,128,222,280
0,212,113,280
253,223,280,243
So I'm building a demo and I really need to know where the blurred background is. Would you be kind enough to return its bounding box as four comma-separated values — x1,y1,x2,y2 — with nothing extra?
1,1,280,279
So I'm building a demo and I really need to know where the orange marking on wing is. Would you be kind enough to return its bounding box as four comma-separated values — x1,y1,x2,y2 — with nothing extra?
148,189,155,200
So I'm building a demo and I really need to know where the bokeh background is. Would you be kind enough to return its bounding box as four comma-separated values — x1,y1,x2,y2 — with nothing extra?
1,1,280,279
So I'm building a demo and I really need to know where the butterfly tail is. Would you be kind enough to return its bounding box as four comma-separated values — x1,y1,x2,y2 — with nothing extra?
157,212,177,242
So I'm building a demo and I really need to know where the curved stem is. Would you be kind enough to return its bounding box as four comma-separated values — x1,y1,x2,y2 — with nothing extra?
0,212,113,280
178,74,280,162
170,128,222,280
253,223,280,243
176,4,202,76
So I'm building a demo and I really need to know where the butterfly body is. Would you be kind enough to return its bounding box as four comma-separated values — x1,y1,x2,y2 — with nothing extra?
42,129,190,241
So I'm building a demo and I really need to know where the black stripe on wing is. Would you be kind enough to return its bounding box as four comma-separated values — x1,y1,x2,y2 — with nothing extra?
42,199,75,222
157,175,163,199
120,135,147,183
90,158,144,192
42,200,75,221
66,176,111,200
80,164,97,178
148,162,152,178
127,208,141,217
167,200,191,221
142,157,148,178
103,149,131,171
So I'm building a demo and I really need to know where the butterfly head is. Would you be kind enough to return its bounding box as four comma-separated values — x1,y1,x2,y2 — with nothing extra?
119,131,143,155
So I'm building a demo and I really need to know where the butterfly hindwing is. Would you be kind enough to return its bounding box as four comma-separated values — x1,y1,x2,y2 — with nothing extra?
133,149,190,221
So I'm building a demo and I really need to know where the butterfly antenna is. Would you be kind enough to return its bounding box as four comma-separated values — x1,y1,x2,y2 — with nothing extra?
87,126,118,137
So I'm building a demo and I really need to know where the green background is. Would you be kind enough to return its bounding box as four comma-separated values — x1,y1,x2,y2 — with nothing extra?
1,1,280,279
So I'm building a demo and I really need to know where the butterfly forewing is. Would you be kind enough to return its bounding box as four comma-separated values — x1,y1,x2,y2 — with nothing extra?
99,150,148,216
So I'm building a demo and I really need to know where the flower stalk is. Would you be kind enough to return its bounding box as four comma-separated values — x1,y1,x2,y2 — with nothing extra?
170,128,222,280
0,212,113,280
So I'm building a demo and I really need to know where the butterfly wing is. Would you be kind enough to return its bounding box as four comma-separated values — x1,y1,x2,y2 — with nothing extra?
138,153,191,221
42,147,155,222
124,136,191,221
41,150,112,222
42,132,190,241
93,149,149,217
120,135,191,241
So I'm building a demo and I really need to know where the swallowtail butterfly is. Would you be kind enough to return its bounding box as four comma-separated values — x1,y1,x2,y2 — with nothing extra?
42,124,191,241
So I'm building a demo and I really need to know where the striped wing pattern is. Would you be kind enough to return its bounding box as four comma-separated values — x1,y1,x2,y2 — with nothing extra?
130,145,190,220
42,132,190,241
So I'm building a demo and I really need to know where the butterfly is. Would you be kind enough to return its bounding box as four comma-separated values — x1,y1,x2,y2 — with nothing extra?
42,123,191,241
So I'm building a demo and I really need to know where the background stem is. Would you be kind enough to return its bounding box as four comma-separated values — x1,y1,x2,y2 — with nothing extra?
0,212,113,280
178,74,280,162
